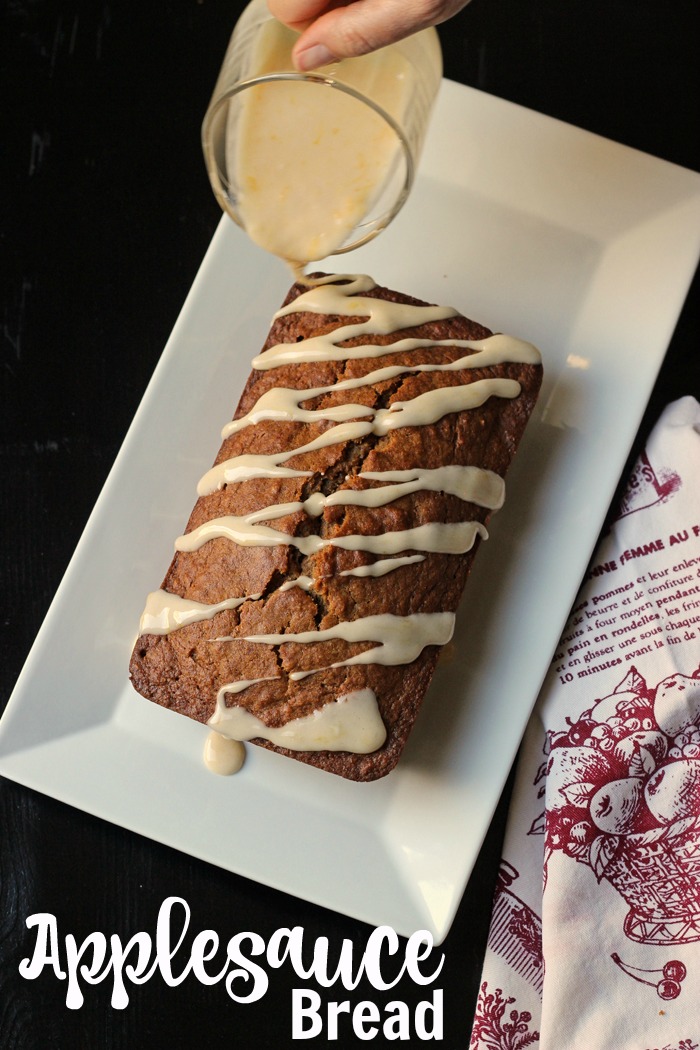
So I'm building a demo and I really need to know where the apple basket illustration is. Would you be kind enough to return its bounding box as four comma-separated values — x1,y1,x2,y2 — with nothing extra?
545,666,700,945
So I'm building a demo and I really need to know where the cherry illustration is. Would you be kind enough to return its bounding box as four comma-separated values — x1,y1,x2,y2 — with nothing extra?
662,959,687,983
656,978,681,1000
566,719,596,745
611,953,687,1000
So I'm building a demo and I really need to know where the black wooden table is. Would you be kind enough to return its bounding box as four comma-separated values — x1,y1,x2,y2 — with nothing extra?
2,2,699,1046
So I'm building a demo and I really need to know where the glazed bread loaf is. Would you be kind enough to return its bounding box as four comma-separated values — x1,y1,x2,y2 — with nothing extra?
129,274,542,780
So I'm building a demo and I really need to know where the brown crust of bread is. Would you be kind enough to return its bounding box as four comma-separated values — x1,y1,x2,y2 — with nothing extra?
129,277,542,781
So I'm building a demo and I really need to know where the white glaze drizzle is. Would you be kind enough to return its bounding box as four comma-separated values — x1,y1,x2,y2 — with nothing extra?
198,458,313,495
222,334,538,439
209,688,387,754
217,676,282,703
176,515,487,556
341,554,425,577
139,589,262,635
202,465,503,524
197,421,368,496
255,329,538,370
201,380,516,496
358,466,505,510
279,575,316,593
214,610,454,670
278,554,428,585
146,555,427,637
253,275,540,370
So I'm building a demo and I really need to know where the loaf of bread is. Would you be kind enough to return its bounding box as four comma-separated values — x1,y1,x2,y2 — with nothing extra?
129,274,542,781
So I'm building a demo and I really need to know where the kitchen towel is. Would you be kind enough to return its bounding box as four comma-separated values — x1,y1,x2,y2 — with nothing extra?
471,396,700,1050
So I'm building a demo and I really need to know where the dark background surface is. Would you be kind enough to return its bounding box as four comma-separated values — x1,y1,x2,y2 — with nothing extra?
1,1,699,1046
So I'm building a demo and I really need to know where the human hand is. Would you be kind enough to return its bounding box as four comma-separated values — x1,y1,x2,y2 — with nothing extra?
267,0,471,70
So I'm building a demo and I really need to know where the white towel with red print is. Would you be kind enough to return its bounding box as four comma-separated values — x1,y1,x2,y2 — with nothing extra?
471,397,700,1050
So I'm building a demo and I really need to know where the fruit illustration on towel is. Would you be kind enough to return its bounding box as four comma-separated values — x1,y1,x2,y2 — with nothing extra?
645,758,700,824
654,673,700,737
546,746,614,811
612,730,667,770
583,687,651,725
545,665,700,944
590,777,649,835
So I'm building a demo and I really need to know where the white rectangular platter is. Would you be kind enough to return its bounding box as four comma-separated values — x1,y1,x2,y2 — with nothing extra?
2,80,699,943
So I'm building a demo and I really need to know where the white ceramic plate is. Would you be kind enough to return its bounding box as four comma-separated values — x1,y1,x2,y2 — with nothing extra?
2,80,700,943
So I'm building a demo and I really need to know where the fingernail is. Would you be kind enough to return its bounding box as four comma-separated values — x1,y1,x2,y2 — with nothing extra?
295,43,336,71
